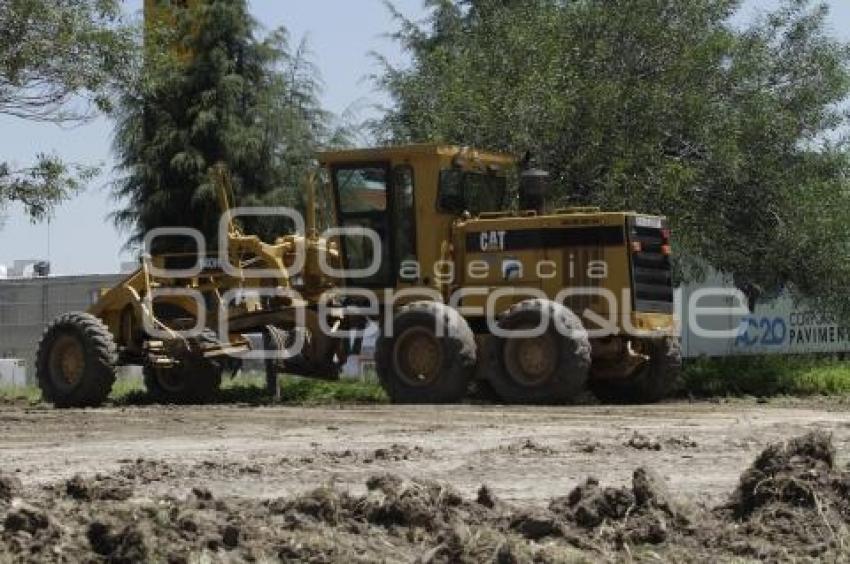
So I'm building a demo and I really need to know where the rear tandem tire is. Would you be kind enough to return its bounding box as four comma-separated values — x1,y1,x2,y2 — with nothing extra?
487,299,591,405
376,302,476,404
36,312,118,408
591,337,682,404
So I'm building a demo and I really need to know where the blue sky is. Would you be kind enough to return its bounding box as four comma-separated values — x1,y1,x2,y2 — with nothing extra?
1,0,849,274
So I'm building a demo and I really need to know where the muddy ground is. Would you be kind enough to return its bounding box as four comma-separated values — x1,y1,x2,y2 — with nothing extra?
1,400,849,561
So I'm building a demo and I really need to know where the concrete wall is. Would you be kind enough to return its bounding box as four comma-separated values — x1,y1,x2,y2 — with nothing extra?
0,275,123,383
680,269,850,358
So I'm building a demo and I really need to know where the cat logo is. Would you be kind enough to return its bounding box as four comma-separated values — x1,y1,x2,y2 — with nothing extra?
478,230,507,252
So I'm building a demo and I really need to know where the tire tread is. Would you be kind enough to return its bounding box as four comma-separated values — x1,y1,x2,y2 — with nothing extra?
36,312,117,408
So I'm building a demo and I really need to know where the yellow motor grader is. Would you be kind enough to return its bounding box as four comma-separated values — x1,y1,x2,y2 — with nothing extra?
35,145,679,407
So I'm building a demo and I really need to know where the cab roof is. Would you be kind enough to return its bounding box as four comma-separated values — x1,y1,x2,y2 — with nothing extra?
316,144,517,167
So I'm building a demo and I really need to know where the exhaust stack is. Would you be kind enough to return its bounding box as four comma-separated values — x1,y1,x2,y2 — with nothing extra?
519,167,550,213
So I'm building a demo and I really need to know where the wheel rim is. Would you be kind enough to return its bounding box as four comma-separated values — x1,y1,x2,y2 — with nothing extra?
392,326,443,387
49,334,85,390
503,332,558,387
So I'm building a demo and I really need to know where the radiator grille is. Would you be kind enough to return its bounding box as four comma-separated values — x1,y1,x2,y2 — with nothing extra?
629,219,674,313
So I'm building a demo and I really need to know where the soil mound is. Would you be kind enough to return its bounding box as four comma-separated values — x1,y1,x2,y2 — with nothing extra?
501,438,556,456
65,475,133,502
624,432,662,451
366,472,404,495
718,430,850,559
280,477,473,532
549,467,690,546
0,474,22,503
372,443,429,462
418,525,536,564
87,519,149,562
2,501,59,560
0,431,848,562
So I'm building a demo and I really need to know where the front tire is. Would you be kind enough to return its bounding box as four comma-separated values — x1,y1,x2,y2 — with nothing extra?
143,361,222,405
143,331,223,404
376,302,476,404
487,300,590,405
36,313,117,408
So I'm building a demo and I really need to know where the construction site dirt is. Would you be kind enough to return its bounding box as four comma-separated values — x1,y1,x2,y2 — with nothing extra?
1,400,849,561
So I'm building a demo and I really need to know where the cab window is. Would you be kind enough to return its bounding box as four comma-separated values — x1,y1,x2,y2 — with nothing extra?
335,167,387,213
393,166,417,280
438,169,507,214
332,164,392,287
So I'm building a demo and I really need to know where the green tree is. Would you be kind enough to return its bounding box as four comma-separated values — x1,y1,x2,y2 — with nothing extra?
0,0,131,221
112,0,346,251
376,0,850,306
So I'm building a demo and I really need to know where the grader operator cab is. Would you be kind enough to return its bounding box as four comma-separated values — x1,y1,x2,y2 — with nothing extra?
35,145,680,408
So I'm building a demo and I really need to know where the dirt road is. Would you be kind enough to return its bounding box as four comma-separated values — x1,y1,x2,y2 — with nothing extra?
2,401,848,506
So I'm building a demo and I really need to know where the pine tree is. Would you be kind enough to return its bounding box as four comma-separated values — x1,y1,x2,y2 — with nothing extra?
112,0,343,252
